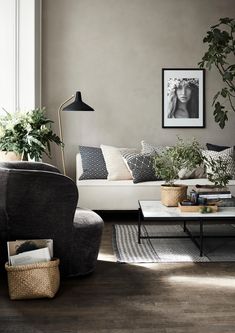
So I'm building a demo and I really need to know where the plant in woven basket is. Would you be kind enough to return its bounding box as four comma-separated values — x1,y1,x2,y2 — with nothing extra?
152,137,203,207
152,137,203,186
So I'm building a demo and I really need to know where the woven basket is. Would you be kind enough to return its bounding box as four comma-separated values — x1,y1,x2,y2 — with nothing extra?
5,258,60,300
161,184,188,207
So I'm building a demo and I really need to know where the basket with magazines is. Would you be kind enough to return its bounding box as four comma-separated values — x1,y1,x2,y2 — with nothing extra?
5,239,60,300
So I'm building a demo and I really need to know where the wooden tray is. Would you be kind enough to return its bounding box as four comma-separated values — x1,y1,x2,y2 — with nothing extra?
178,203,218,213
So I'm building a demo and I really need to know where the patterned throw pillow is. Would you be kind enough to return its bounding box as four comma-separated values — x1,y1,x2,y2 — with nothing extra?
121,152,161,183
79,146,108,180
202,148,235,180
141,140,166,155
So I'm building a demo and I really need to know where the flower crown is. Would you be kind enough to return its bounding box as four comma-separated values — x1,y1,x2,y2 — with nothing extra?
167,78,199,95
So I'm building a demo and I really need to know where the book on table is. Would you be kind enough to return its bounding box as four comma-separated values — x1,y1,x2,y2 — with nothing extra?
192,185,231,199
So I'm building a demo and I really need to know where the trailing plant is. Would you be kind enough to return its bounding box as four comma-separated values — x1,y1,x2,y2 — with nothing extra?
152,138,203,186
198,17,235,128
0,108,63,161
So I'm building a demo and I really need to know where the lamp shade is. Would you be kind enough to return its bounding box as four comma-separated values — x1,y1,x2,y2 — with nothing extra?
62,91,94,111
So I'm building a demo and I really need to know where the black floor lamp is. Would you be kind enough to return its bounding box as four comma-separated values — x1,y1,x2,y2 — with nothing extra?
57,91,94,175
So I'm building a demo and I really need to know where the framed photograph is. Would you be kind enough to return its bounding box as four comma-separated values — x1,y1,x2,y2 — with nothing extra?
162,68,205,128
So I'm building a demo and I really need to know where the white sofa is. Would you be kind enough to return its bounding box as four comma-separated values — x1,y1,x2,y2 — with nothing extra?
76,153,235,210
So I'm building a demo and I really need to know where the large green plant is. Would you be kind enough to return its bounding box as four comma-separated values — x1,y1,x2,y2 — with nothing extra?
152,138,203,186
0,108,62,161
198,17,235,128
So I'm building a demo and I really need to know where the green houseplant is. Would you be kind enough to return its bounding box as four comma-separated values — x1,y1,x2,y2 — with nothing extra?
0,108,62,161
198,17,235,128
203,155,231,188
152,138,204,206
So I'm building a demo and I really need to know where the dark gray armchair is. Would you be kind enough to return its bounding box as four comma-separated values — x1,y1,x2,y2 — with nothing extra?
0,161,104,277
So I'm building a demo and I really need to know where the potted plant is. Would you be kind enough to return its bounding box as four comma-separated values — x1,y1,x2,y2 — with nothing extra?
0,108,62,161
152,138,203,206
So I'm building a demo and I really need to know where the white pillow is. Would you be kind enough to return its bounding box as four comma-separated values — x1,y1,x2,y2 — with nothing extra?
141,140,166,155
100,144,137,180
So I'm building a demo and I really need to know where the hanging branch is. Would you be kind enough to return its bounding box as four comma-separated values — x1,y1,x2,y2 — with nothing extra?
198,17,235,129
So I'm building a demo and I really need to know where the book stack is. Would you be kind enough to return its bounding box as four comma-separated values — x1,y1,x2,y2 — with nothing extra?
190,185,232,206
191,185,232,201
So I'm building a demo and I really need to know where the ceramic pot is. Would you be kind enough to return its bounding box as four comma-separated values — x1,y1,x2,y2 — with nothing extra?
0,151,22,162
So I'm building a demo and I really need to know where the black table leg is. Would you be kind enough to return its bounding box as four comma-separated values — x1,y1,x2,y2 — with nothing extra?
183,221,186,232
138,208,141,244
200,219,203,257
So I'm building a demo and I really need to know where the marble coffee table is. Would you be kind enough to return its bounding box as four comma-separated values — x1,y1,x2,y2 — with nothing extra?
138,200,235,256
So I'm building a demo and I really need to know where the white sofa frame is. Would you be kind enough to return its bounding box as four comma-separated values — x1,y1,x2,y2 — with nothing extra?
76,153,235,211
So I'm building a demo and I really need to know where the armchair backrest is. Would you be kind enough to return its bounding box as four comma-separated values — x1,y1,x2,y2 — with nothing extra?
0,162,78,275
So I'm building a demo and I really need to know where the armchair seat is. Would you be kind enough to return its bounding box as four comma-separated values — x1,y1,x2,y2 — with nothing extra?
0,161,104,277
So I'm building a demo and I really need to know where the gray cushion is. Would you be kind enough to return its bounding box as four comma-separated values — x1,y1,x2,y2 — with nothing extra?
122,152,161,183
79,146,108,180
206,143,231,152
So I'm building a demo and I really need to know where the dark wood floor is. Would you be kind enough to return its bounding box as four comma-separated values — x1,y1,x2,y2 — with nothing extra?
1,213,235,333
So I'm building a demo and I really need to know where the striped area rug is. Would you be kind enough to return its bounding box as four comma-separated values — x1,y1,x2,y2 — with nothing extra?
112,224,235,263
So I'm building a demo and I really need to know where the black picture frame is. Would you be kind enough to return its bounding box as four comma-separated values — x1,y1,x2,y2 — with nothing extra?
162,68,205,128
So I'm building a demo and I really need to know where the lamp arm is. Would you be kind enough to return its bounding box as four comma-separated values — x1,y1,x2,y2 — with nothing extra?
57,95,74,175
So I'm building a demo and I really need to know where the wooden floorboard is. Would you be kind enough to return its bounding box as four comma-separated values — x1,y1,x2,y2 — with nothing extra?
1,214,235,332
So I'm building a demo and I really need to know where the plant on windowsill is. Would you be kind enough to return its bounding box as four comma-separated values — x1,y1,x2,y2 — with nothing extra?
152,137,204,206
0,108,63,162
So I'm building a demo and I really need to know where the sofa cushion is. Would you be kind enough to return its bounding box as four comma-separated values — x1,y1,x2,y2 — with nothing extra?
141,140,166,155
206,143,231,152
202,147,235,179
100,144,137,180
122,152,161,183
79,146,108,180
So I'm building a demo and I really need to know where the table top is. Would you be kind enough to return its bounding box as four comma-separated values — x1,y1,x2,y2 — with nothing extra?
139,200,235,220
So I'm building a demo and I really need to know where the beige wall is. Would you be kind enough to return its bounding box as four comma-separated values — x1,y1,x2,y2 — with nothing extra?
42,0,235,179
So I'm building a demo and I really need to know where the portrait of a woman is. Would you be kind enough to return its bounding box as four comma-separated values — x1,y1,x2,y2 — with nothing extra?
167,78,199,119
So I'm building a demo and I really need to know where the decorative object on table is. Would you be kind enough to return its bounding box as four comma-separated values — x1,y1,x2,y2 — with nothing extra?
198,17,235,129
58,91,94,175
178,202,218,213
0,108,62,161
162,68,205,128
152,137,204,206
113,224,235,263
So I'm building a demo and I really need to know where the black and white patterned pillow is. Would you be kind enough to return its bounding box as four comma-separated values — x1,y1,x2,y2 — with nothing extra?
79,146,108,180
202,148,235,180
141,140,166,155
122,152,161,183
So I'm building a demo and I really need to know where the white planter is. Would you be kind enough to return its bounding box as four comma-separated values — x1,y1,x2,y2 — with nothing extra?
0,151,22,162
